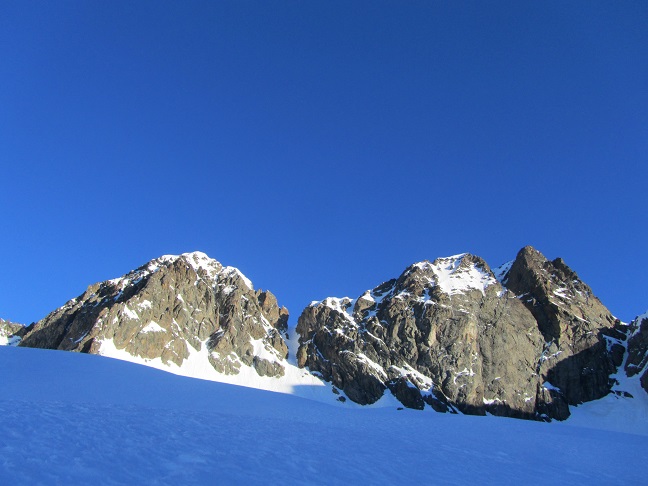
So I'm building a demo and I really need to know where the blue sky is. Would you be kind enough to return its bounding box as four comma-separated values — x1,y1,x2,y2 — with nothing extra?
2,1,646,324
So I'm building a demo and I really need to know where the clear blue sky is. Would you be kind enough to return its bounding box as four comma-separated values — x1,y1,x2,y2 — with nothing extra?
2,1,646,324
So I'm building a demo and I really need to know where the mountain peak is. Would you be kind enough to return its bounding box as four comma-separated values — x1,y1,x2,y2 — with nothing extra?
176,251,222,274
296,245,624,419
19,251,292,387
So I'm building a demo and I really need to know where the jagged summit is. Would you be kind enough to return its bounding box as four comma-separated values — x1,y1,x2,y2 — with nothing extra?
309,253,498,315
296,245,626,420
108,251,251,290
19,251,301,390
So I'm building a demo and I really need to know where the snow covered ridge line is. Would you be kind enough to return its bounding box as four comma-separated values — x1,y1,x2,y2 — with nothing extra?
410,253,497,296
108,251,248,290
311,253,501,315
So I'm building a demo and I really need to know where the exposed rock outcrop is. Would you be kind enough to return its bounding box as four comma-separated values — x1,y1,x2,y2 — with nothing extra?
0,319,26,346
296,247,622,420
20,252,289,378
626,311,648,394
12,246,637,421
501,246,620,405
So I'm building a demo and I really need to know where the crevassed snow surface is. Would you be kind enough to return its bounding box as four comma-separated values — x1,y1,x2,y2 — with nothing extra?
1,346,646,485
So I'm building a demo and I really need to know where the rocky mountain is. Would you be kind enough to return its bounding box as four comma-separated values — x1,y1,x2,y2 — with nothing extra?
19,252,291,380
296,246,627,420
626,311,648,394
13,246,643,421
0,319,25,346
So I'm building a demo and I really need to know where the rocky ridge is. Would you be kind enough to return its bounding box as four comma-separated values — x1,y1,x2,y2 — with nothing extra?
12,246,644,421
296,246,626,420
19,252,291,379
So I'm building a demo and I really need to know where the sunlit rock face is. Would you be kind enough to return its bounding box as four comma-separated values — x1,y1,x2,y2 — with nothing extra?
15,246,635,421
19,252,289,378
297,247,622,420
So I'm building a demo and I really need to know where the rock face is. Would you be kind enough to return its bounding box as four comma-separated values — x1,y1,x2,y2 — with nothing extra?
13,245,639,421
296,247,621,420
20,252,289,378
0,319,26,346
501,246,621,406
626,311,648,394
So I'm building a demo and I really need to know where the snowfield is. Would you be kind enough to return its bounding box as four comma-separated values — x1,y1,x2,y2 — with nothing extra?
1,347,646,485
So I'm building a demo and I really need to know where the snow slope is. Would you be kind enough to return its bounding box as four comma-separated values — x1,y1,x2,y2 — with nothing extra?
1,346,646,485
567,315,648,436
0,333,20,346
96,336,355,406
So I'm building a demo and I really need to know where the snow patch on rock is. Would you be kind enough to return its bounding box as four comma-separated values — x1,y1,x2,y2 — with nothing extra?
321,297,357,324
140,321,165,334
415,254,497,296
221,266,254,290
492,260,513,284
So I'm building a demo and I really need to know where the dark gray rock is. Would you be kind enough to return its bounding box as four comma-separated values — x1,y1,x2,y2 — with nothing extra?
387,377,425,410
626,312,648,394
19,252,289,378
502,246,618,405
